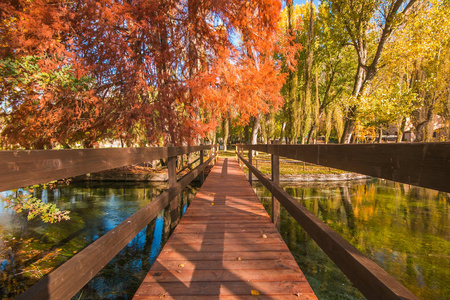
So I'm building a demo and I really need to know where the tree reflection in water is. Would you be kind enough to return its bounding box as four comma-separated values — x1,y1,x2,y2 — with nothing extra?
254,179,449,300
0,182,198,299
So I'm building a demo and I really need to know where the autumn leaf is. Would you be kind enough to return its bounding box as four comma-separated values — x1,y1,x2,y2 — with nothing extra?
251,290,260,296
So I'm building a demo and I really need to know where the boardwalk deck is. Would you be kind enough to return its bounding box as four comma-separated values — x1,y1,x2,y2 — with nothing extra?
133,157,317,299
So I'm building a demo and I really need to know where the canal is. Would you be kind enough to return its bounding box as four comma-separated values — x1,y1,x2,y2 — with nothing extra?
254,179,449,300
0,182,199,299
1,178,448,299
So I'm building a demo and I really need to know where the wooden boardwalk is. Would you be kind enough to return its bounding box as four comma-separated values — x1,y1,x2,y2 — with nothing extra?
133,157,317,299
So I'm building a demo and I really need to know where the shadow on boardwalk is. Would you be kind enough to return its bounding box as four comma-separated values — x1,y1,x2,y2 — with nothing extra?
133,158,317,299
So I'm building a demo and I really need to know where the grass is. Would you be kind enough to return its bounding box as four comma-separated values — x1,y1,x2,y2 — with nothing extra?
219,150,346,175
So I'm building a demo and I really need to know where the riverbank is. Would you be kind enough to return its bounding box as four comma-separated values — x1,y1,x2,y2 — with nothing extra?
70,152,371,183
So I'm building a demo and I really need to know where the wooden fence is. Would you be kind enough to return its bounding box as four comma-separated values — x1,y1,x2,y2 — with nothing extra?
0,145,218,300
237,142,450,300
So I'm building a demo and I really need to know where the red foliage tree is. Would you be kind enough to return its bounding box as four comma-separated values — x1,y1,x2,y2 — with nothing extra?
1,0,285,148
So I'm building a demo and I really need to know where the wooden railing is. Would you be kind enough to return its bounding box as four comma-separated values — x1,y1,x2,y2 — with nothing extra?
236,142,450,300
0,145,218,300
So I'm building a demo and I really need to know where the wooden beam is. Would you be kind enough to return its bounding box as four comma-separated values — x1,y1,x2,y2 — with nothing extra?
237,152,419,300
239,143,450,193
271,141,280,231
248,148,253,185
16,157,213,300
167,145,179,229
0,146,211,192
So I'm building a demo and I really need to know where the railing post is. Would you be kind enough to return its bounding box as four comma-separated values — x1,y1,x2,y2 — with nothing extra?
167,144,179,229
238,145,241,167
200,147,204,184
215,144,218,164
248,147,252,185
271,140,280,231
237,144,240,166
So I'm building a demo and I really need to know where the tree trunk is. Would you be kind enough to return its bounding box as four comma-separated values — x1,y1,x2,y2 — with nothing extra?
223,118,229,151
302,0,314,144
397,118,406,143
341,108,357,144
280,121,287,144
251,113,261,145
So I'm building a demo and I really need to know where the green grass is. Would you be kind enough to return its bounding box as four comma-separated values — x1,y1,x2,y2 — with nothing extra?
219,150,346,175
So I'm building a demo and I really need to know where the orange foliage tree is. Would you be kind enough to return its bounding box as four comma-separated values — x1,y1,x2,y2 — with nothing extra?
1,0,285,148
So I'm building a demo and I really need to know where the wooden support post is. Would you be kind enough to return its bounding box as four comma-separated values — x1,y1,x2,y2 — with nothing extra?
167,144,179,229
200,148,204,184
271,140,280,231
214,144,218,164
240,147,244,168
237,145,241,167
248,148,253,185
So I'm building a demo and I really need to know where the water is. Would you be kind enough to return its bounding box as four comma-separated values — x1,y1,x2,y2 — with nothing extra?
0,182,198,299
253,179,450,300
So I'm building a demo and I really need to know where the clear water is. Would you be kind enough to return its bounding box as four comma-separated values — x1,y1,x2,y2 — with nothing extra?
1,178,448,299
253,179,450,300
0,182,198,299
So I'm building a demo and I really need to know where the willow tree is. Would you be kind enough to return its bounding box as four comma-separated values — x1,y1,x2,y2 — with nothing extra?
325,0,418,143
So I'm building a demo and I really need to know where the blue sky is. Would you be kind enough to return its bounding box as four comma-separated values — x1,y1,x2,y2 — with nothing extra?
293,0,321,6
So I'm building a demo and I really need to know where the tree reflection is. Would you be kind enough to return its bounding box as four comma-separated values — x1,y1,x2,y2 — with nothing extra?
1,182,198,299
254,179,449,300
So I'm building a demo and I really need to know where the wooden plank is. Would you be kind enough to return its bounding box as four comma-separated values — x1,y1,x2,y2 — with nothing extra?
143,269,307,283
0,145,211,192
238,152,420,300
134,295,317,300
134,281,315,298
133,158,316,299
17,158,213,300
151,259,301,271
153,251,293,262
240,143,450,193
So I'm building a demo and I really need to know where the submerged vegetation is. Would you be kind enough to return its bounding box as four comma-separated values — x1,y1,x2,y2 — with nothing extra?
255,180,450,299
2,189,70,223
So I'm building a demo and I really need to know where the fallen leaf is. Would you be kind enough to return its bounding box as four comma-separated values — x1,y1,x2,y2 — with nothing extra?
262,234,267,239
159,294,166,298
176,270,181,273
251,289,260,296
210,193,216,195
211,202,215,205
178,263,185,267
295,292,302,297
237,257,242,261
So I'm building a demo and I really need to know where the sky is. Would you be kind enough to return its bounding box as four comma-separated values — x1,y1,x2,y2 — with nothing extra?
293,0,321,6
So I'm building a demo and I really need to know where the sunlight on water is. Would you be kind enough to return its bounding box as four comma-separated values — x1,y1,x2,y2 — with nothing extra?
254,179,449,300
0,182,198,300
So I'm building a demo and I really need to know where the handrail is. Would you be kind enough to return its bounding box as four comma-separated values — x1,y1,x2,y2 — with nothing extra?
0,145,212,192
236,143,450,299
239,143,450,193
7,144,218,300
237,150,418,300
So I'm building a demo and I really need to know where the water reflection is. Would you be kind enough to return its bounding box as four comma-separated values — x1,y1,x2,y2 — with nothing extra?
253,179,450,300
0,182,198,299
